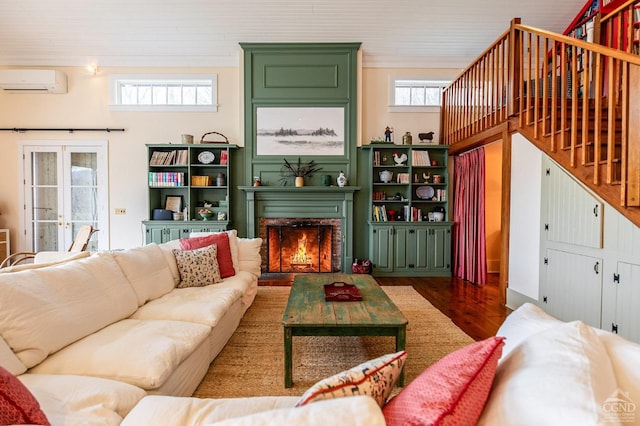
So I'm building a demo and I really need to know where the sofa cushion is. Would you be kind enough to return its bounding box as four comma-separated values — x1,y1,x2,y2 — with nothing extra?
383,336,504,426
19,373,145,424
122,395,384,426
0,253,138,368
296,351,407,408
208,396,385,426
0,366,50,425
113,243,176,306
478,321,619,425
0,335,26,376
30,319,211,390
180,232,236,278
130,285,243,327
496,302,563,359
595,329,640,412
236,237,263,277
173,244,222,288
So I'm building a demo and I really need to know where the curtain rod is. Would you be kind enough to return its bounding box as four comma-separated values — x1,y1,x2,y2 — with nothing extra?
0,128,125,133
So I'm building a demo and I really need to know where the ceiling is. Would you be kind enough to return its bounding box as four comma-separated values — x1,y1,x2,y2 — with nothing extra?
0,0,587,69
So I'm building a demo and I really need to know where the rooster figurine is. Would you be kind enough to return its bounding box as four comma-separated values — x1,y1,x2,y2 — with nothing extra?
393,152,408,166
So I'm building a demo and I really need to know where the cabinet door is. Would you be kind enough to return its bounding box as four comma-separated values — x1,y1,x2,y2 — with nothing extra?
371,225,394,273
395,227,429,272
542,249,602,328
146,226,165,244
614,262,640,343
428,226,451,272
166,226,183,242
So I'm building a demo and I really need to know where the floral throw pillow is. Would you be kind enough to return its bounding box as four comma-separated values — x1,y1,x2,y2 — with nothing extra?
296,350,407,408
172,244,222,288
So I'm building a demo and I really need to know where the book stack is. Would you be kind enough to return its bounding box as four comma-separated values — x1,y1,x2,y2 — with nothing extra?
191,175,211,186
396,173,410,184
403,205,423,222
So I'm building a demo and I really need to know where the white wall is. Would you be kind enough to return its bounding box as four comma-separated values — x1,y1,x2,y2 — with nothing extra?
0,65,461,252
0,66,241,250
508,133,542,304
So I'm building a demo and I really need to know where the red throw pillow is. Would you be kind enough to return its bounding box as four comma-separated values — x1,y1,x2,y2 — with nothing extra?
0,366,50,425
179,233,235,278
383,336,505,426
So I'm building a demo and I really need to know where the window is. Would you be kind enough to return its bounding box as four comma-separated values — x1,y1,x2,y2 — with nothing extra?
109,74,218,112
389,77,449,112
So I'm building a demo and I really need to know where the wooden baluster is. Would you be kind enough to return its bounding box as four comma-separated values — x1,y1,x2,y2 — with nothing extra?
571,45,579,168
593,53,603,186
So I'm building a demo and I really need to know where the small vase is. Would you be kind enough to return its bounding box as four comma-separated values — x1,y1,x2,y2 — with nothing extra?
337,171,347,187
295,176,304,187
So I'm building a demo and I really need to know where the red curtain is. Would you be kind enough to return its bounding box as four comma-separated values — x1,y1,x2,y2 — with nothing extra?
453,148,487,285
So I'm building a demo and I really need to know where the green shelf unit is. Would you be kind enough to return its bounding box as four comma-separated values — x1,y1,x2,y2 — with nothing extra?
363,144,452,277
144,144,237,243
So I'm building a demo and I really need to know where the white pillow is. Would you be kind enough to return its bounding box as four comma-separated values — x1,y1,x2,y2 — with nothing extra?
113,243,176,306
479,321,619,425
207,396,385,426
236,237,263,277
496,302,563,359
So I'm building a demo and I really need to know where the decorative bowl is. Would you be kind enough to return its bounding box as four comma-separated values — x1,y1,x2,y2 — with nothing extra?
199,211,215,221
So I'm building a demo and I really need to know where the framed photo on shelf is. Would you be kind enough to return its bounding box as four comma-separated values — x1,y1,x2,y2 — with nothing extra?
255,106,345,156
165,195,183,213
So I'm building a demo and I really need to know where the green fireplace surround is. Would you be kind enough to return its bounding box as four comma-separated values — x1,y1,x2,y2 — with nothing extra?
239,42,362,272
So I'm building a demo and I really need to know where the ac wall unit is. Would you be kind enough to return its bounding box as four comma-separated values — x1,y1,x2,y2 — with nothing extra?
0,69,67,93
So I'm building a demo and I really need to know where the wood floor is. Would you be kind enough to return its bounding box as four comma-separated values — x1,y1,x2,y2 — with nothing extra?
259,273,509,341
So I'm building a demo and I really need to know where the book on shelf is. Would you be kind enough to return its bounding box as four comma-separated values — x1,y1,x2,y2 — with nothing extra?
411,150,431,166
148,172,185,187
150,150,189,166
396,173,410,184
373,151,381,166
219,150,228,165
372,204,388,221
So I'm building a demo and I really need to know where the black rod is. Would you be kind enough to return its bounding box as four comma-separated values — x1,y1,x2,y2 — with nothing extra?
0,128,126,133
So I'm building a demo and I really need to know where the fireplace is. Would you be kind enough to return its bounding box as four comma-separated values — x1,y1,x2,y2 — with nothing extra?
260,217,342,274
241,186,359,274
267,223,333,273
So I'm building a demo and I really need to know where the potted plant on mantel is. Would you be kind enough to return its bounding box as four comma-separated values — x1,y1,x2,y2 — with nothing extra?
280,157,322,187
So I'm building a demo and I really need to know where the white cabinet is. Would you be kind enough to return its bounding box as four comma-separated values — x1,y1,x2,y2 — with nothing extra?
544,161,603,248
542,249,603,328
608,262,640,343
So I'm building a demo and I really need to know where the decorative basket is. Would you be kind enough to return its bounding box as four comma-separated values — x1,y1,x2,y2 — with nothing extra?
352,258,372,274
199,131,229,144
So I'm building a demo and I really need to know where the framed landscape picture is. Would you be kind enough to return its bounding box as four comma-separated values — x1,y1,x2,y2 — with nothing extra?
256,107,345,156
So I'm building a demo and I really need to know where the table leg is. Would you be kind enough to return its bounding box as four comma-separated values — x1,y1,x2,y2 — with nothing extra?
284,327,293,388
395,325,407,387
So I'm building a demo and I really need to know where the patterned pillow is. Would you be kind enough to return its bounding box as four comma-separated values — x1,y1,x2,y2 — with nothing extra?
296,350,407,408
382,336,504,426
0,366,50,425
172,244,222,288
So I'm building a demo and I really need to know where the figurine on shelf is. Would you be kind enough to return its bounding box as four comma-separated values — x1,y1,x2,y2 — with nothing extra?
393,152,407,166
384,126,393,142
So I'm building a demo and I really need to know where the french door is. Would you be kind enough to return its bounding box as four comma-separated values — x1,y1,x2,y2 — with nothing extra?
19,140,109,252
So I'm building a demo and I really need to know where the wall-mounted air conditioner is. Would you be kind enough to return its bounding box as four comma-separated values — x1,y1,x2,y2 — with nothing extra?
0,69,67,93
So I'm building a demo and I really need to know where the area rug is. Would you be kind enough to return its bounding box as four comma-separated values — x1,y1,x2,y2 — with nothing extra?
193,286,474,398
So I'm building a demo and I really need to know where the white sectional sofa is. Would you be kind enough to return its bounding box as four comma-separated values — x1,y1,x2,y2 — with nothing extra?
0,231,262,425
3,235,640,426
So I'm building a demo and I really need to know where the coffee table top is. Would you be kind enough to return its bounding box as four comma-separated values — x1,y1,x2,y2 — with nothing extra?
282,273,408,328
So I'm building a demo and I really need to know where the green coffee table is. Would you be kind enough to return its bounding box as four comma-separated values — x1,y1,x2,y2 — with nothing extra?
282,273,408,388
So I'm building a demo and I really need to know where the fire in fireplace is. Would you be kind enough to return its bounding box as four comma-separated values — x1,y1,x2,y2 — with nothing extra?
267,223,333,273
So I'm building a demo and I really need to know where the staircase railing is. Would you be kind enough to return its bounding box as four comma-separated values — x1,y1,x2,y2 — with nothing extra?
442,18,640,218
599,0,639,55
